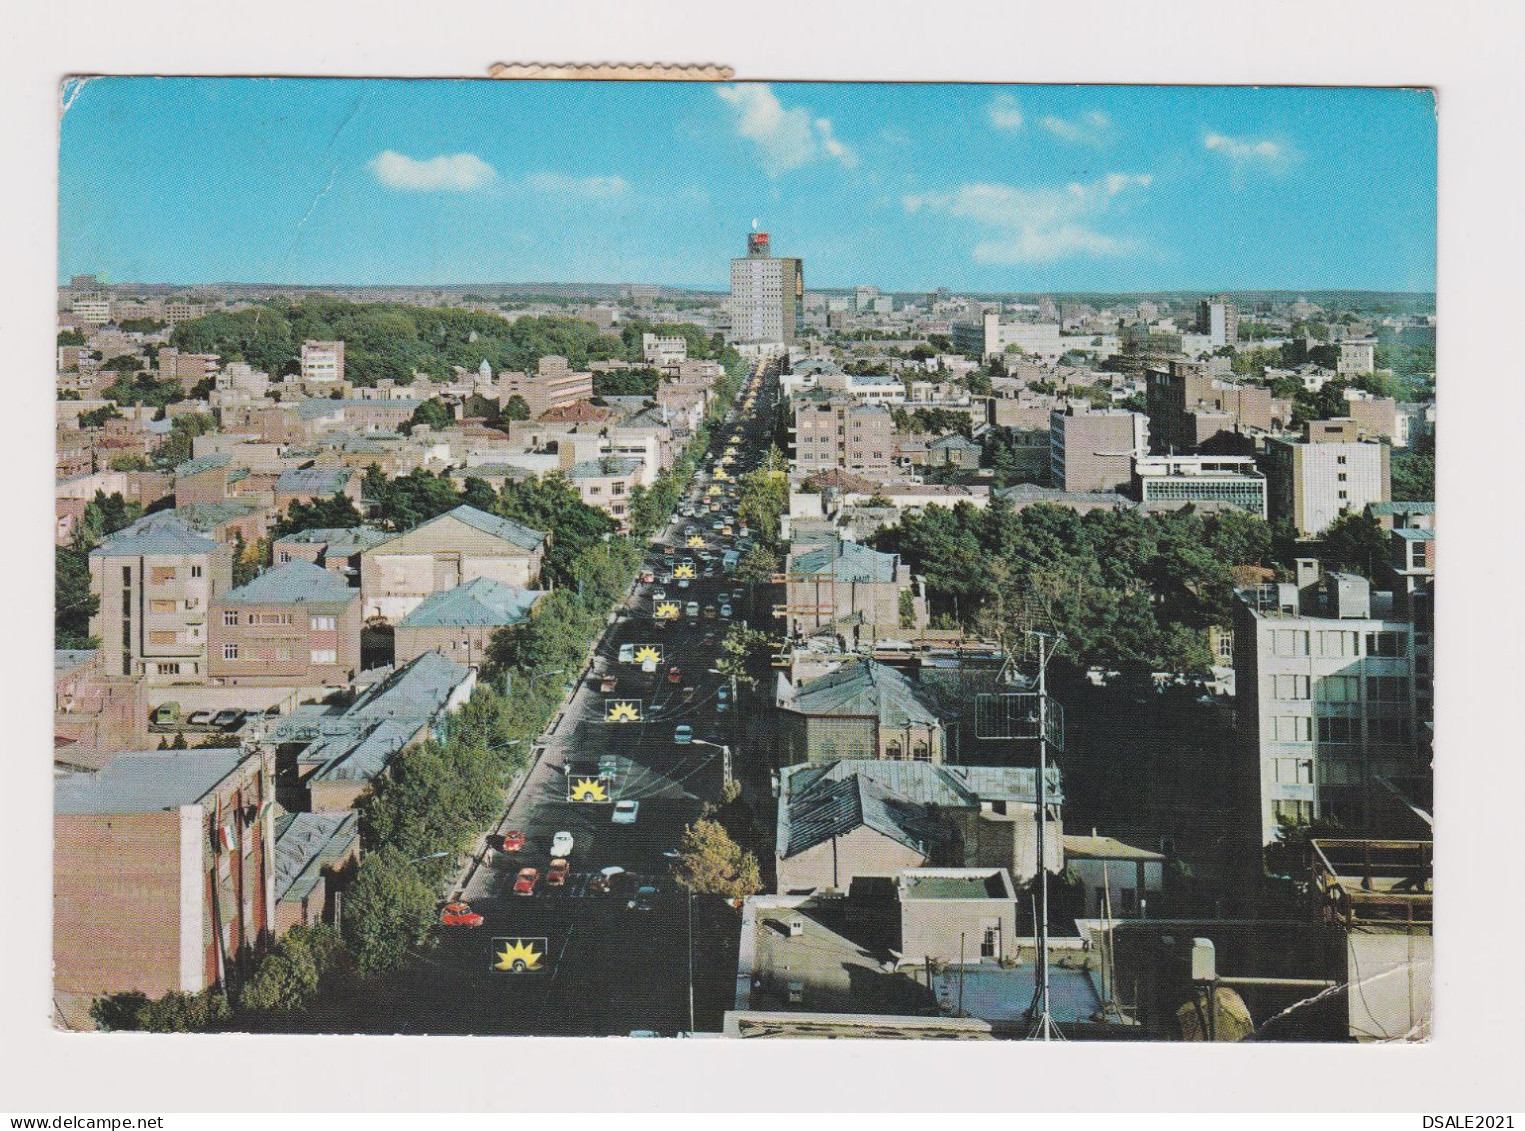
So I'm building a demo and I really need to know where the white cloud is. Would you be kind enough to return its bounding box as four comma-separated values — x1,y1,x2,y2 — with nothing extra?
1204,131,1296,172
987,94,1024,133
368,150,496,192
903,172,1151,264
525,171,631,199
1040,110,1113,146
717,84,858,173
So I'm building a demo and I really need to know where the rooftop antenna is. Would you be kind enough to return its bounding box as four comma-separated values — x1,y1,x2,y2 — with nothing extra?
975,630,1066,1041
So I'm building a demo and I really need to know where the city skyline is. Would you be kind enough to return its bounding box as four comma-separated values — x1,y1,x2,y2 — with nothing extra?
59,79,1436,293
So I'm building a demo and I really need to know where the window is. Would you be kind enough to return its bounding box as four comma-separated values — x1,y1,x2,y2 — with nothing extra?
223,610,239,627
1319,675,1359,703
155,663,181,676
1371,717,1413,744
1367,675,1408,703
1336,455,1347,466
1272,716,1312,742
309,615,336,632
1276,756,1314,784
1272,629,1309,657
1273,799,1314,826
1318,717,1356,744
1273,674,1310,700
149,630,176,645
1337,473,1347,482
1337,490,1348,500
310,649,338,665
190,565,203,578
1316,630,1357,658
151,599,177,614
222,644,239,661
1366,631,1407,657
150,566,176,584
278,551,292,564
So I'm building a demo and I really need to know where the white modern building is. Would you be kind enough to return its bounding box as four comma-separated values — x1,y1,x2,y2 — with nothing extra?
953,313,1064,363
1134,453,1268,518
1233,564,1424,846
300,339,345,385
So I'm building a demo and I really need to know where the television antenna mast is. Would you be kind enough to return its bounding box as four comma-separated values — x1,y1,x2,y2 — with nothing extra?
975,629,1066,1040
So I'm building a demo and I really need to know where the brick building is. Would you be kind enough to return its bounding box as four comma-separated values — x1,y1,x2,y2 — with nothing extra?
208,561,362,687
54,748,275,1006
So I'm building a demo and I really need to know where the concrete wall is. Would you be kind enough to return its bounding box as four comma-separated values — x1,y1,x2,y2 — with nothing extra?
901,898,1017,964
776,825,927,894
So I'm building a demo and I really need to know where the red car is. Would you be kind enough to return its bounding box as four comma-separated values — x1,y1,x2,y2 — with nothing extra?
513,867,539,896
439,901,484,928
641,570,655,583
500,830,525,853
667,666,682,684
547,858,571,887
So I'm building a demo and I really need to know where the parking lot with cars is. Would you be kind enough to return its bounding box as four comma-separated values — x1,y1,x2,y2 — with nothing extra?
292,361,778,1036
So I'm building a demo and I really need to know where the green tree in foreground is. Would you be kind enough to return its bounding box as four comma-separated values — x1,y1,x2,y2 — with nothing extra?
673,818,762,900
342,847,437,975
91,987,230,1032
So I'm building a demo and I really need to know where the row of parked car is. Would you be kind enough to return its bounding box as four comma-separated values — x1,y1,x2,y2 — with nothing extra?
150,703,271,731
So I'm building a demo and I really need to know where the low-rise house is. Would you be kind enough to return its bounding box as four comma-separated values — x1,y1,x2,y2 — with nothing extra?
54,649,147,765
928,434,982,470
776,659,946,767
393,577,548,667
359,504,547,624
272,526,390,582
776,759,1058,894
1061,834,1166,919
272,810,360,935
783,539,924,643
897,868,1019,964
54,748,275,1010
263,650,475,811
563,455,643,529
273,466,359,509
208,561,362,687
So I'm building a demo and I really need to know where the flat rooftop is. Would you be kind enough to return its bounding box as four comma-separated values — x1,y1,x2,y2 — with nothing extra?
898,870,1014,900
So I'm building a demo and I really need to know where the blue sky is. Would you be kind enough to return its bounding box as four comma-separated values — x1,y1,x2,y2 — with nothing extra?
59,78,1436,292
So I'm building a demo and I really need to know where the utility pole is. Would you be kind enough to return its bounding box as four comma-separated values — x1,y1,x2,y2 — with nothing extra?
1027,629,1063,1042
687,888,696,1034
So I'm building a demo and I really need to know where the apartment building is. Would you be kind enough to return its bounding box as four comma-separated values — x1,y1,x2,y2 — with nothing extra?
642,332,688,372
157,347,221,392
792,397,894,477
359,504,547,623
54,748,275,1005
1133,452,1267,517
1337,338,1378,376
1263,425,1392,537
1050,406,1148,493
1146,359,1286,452
562,454,644,529
1197,295,1240,348
393,576,548,667
1232,564,1427,846
208,560,362,687
88,514,234,685
496,355,595,418
728,231,804,344
300,339,345,385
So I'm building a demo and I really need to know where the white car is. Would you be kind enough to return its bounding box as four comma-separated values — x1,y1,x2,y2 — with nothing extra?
551,830,575,857
618,643,635,664
612,800,639,824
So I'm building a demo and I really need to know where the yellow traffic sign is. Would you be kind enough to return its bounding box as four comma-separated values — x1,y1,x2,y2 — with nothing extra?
634,645,662,665
569,776,610,802
607,700,641,723
655,601,680,619
492,937,545,973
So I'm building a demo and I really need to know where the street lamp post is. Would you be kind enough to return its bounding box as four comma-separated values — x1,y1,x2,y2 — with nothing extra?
528,668,565,695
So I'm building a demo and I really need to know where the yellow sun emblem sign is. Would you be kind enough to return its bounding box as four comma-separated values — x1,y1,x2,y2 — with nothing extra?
634,645,662,665
493,937,545,973
687,535,706,548
674,564,695,579
569,777,609,802
707,485,722,496
655,602,680,619
607,700,641,723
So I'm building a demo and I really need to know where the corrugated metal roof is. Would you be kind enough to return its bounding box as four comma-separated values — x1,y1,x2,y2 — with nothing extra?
274,810,359,903
89,513,220,558
175,453,230,477
376,504,547,553
276,466,353,495
55,749,246,815
790,540,899,583
785,660,939,728
396,577,547,628
779,770,941,859
218,559,358,606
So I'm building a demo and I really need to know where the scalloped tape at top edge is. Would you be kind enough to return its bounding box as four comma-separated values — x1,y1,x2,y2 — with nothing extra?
488,63,734,80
